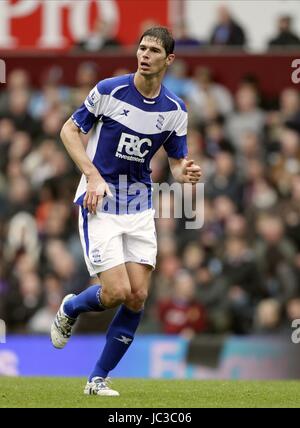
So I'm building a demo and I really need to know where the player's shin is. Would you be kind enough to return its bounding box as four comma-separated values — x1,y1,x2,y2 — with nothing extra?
64,284,107,318
88,304,143,380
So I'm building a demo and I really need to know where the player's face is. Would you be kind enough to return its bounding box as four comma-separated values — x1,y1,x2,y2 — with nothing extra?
137,37,174,77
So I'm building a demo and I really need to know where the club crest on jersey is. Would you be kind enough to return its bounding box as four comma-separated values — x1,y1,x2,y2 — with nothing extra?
115,132,152,163
91,248,101,263
156,114,165,130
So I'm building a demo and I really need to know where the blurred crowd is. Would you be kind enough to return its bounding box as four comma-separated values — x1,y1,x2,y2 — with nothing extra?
0,51,300,339
73,6,300,53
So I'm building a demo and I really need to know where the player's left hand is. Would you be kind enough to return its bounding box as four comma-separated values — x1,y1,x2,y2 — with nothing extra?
182,159,202,184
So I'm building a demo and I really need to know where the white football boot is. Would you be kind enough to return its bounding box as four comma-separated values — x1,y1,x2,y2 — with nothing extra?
51,294,76,349
84,377,120,396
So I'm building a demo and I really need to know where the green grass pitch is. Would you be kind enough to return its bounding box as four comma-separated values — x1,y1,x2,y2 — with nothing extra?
1,378,300,408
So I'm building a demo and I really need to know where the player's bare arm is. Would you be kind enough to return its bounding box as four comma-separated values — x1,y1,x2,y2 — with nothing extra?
168,158,202,184
60,118,112,214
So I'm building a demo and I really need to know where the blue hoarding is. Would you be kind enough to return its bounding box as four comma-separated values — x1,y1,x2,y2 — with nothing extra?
0,335,299,379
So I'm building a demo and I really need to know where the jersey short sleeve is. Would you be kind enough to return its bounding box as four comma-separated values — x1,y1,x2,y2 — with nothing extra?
163,107,188,159
71,84,102,134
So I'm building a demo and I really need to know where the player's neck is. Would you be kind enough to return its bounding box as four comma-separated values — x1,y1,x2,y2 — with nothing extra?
133,72,163,99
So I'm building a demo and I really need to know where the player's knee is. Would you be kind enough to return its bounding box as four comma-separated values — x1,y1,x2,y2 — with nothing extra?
135,289,148,304
117,287,131,303
102,284,131,306
126,289,148,311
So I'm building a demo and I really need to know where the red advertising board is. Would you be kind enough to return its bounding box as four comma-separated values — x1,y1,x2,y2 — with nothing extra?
0,0,169,50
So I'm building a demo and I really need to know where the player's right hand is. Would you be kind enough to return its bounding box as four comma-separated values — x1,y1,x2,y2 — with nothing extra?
84,172,113,214
183,159,202,184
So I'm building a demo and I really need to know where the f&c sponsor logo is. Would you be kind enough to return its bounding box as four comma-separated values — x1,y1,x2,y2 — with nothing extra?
115,132,152,163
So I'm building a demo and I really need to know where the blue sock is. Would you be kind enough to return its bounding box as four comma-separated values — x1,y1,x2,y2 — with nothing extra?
89,305,143,380
64,285,106,318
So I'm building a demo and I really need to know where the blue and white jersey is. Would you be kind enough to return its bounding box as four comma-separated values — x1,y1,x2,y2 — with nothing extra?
72,73,188,214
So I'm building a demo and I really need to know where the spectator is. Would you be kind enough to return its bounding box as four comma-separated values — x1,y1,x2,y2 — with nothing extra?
5,88,40,138
206,151,243,205
284,297,300,331
269,127,300,197
0,69,32,115
4,270,43,331
254,299,282,334
158,269,207,337
74,19,120,52
187,66,233,122
152,253,181,301
222,237,264,334
280,88,300,121
29,66,70,119
226,85,265,150
195,264,229,332
255,214,298,303
204,119,235,158
209,5,246,48
28,272,63,333
0,118,16,176
281,174,300,252
182,242,206,272
268,15,300,49
5,212,40,264
70,62,99,108
44,239,89,294
174,22,204,49
163,60,196,99
224,213,249,240
6,175,34,218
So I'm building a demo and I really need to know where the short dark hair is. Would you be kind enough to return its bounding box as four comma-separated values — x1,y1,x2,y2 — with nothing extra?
139,27,175,56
